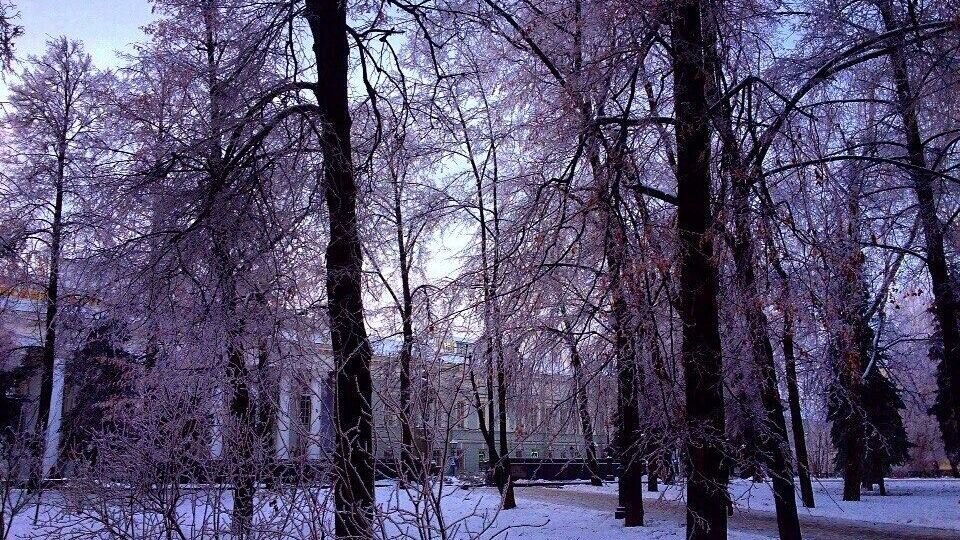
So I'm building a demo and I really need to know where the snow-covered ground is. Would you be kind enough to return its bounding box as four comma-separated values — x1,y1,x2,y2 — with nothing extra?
564,477,960,530
3,481,766,540
384,485,768,540
733,477,960,530
5,478,957,538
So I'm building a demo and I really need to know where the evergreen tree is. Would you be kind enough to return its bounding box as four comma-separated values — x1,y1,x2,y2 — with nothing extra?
827,259,871,500
829,278,910,496
861,358,911,494
57,321,133,470
928,271,960,475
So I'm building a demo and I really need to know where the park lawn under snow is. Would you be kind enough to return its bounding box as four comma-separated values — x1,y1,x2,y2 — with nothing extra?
732,478,960,530
564,477,960,531
11,478,958,538
6,481,770,540
404,486,767,540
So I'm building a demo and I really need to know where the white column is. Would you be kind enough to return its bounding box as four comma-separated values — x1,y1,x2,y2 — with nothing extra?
42,356,65,476
308,371,322,459
210,389,224,459
276,368,292,459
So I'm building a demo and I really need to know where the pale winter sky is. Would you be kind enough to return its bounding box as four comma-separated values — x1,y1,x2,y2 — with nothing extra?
5,0,471,323
13,0,154,67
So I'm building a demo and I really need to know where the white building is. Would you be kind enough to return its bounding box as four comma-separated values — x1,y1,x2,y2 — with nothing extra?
1,288,596,480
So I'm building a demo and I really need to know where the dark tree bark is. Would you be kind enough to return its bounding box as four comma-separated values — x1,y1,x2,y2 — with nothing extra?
468,361,513,508
560,314,603,486
643,298,673,491
671,1,728,538
305,0,375,536
467,116,516,509
876,0,960,468
391,173,416,484
487,155,517,511
611,283,644,527
211,230,255,536
727,177,801,538
469,368,500,476
830,187,868,503
711,96,802,540
836,351,866,502
495,345,516,509
603,194,644,526
701,5,803,531
200,5,259,532
398,307,415,482
762,130,816,508
781,300,816,508
587,130,644,526
255,344,279,489
31,130,66,489
226,327,255,539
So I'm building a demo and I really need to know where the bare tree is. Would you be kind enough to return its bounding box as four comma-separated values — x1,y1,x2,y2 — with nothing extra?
671,1,728,538
2,37,111,487
304,0,376,536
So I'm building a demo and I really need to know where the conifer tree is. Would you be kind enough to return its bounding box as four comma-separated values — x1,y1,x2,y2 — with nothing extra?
861,357,911,494
829,275,910,498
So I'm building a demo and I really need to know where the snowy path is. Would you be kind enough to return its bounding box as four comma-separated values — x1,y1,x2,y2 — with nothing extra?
519,485,959,540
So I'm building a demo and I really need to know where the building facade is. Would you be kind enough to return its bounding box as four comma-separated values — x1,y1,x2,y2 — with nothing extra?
1,290,598,479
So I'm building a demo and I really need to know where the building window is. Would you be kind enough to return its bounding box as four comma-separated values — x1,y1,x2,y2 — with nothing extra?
291,393,313,459
457,401,467,429
455,341,469,357
299,394,312,430
479,450,486,463
530,449,539,458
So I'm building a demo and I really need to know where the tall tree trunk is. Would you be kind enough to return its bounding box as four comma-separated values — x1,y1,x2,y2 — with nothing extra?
470,119,516,509
643,293,672,491
781,301,816,508
587,132,644,526
305,1,375,536
213,241,255,537
578,68,646,523
469,357,512,507
611,282,644,527
494,344,516,509
256,343,279,489
728,181,801,538
716,120,802,540
398,311,415,481
489,154,517,511
602,181,644,526
837,346,866,502
672,2,728,538
702,6,802,531
199,6,259,531
393,178,416,484
226,327,255,539
876,0,960,467
469,368,501,482
560,314,602,486
833,181,868,503
32,153,65,488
